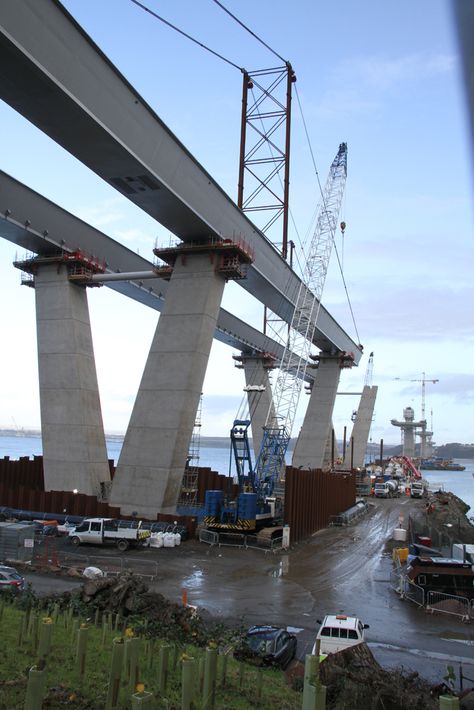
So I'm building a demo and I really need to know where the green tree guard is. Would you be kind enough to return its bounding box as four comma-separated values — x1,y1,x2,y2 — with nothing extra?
203,647,217,709
256,667,263,702
238,662,245,690
181,657,196,710
147,640,154,670
17,613,25,646
24,665,47,710
108,612,113,632
52,603,59,624
76,625,89,684
29,613,39,651
94,608,100,627
105,638,124,710
127,637,141,696
439,697,460,710
131,689,154,708
37,619,53,661
302,654,327,710
70,618,79,646
220,654,228,688
199,656,205,694
114,613,120,631
101,616,108,647
158,645,170,694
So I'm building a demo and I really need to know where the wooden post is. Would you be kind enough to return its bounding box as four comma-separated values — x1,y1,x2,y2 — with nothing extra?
105,638,124,710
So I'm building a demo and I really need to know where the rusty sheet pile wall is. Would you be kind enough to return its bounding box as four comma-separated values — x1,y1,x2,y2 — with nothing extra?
284,466,356,542
197,467,239,503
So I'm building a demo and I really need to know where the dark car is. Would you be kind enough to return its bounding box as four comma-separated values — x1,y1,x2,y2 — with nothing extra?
236,625,297,669
0,565,25,591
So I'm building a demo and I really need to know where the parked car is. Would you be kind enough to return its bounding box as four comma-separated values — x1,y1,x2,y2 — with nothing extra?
56,521,77,536
235,625,297,669
312,615,369,656
0,565,25,591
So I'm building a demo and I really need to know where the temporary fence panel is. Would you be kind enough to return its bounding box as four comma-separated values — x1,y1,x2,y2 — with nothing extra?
426,591,471,621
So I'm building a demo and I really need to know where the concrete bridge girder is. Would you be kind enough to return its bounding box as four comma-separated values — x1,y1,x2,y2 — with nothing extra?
0,0,362,363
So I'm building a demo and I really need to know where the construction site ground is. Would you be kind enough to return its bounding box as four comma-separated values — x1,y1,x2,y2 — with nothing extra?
20,493,474,693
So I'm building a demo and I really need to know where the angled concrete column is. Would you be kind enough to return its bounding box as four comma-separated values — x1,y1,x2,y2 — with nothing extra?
349,385,378,469
110,252,227,517
235,353,276,460
34,263,110,496
292,353,342,470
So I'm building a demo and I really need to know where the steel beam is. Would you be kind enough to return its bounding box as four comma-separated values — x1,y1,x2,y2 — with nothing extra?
0,0,362,363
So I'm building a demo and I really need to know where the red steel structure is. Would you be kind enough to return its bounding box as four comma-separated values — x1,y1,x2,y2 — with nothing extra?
237,65,296,261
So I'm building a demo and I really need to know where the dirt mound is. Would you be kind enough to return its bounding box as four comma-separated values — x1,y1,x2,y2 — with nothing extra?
319,643,439,709
41,573,220,645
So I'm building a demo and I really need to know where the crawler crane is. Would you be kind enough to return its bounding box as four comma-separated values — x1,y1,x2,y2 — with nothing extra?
204,143,349,532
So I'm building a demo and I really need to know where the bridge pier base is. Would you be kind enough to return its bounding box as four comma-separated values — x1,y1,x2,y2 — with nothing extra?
292,352,342,470
349,385,378,468
110,250,228,517
33,262,111,496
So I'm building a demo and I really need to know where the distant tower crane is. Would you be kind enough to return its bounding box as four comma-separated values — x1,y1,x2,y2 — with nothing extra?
412,373,438,459
393,372,438,458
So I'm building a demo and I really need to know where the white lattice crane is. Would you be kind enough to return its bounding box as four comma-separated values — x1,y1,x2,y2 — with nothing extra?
253,142,348,498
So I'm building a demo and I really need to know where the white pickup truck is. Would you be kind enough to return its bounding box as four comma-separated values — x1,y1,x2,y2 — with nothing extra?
69,518,150,551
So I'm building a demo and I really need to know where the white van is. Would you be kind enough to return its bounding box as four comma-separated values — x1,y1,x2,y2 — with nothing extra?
312,615,369,656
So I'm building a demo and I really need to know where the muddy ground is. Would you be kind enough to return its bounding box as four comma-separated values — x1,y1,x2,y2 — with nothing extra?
18,493,474,689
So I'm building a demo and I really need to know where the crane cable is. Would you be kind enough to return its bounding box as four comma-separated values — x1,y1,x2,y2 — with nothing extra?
211,0,289,66
128,0,244,72
295,84,361,346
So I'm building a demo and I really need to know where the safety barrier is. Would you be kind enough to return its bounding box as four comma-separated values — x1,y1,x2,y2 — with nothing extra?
400,579,425,607
426,591,471,621
198,529,282,553
198,529,218,546
43,549,160,581
389,565,404,595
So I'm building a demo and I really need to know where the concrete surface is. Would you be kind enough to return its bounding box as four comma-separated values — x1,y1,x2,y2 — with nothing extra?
34,263,110,496
110,252,226,516
349,385,378,468
292,353,341,469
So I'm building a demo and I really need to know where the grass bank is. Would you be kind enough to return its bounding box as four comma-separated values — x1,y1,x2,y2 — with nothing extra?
0,602,301,709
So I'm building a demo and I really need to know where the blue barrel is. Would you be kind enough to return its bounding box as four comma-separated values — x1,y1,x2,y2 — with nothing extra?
204,490,224,515
237,492,257,521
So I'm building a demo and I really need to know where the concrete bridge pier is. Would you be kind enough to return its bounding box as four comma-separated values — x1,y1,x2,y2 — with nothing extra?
348,385,378,468
292,352,344,470
110,240,253,517
14,255,111,497
233,352,276,460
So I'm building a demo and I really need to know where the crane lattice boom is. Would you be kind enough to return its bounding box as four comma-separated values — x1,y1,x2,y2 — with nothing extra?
254,142,348,497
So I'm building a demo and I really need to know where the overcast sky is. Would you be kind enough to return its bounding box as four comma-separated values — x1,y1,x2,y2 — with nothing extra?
0,0,473,446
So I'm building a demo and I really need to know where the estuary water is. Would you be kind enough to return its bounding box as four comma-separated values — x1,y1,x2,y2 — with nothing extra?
1,433,473,515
